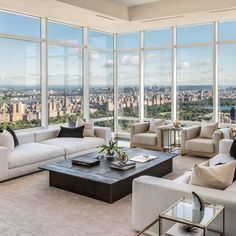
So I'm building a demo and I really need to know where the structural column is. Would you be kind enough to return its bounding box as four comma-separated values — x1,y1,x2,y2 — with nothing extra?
83,27,90,121
41,18,48,128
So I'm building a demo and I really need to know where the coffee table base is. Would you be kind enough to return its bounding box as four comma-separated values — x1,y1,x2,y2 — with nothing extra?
48,158,173,203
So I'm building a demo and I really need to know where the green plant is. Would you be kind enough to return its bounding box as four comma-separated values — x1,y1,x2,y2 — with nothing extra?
98,140,122,156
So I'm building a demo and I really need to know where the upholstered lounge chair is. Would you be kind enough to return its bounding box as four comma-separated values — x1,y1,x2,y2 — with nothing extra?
181,126,231,157
130,121,168,151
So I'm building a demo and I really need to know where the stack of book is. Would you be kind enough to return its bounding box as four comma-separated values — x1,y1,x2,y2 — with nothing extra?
110,161,136,170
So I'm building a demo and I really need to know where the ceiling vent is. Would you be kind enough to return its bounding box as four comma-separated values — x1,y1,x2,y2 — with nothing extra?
209,8,236,14
96,15,115,21
142,15,184,23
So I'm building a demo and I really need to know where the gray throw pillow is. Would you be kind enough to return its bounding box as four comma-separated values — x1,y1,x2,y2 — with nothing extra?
67,117,76,128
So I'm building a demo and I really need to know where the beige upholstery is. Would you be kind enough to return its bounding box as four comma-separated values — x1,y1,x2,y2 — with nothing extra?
130,122,167,150
9,143,65,169
185,138,214,153
132,133,157,146
181,126,231,157
41,137,104,155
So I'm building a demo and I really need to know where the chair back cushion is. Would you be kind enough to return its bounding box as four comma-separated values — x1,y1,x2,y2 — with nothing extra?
148,119,164,133
199,122,218,139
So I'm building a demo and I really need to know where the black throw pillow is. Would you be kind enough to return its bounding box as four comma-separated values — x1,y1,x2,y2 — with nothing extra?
7,127,19,147
230,139,236,158
57,126,85,138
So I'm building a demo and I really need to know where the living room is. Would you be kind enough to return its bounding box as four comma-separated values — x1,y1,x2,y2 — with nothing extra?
0,0,236,235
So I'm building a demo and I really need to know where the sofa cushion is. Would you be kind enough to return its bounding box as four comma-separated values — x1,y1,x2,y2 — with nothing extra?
76,117,95,137
17,132,35,145
189,161,236,190
148,119,165,133
199,122,218,139
133,133,157,146
9,143,65,169
209,153,235,166
41,137,104,155
0,130,14,151
230,139,236,158
173,171,192,184
7,127,19,147
58,126,84,138
185,138,214,153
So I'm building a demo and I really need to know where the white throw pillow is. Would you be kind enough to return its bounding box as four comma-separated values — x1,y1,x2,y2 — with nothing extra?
199,122,218,139
148,119,165,133
0,130,15,151
189,161,236,190
76,117,94,137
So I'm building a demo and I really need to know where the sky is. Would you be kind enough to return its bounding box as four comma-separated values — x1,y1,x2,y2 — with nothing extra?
0,11,236,88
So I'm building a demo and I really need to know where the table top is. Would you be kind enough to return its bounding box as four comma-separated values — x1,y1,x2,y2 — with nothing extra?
40,147,176,185
161,197,224,228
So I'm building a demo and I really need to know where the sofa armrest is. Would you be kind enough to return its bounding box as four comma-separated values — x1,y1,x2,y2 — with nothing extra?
181,126,201,151
133,176,236,235
0,146,9,181
94,127,111,144
213,130,224,154
219,139,233,154
130,122,150,145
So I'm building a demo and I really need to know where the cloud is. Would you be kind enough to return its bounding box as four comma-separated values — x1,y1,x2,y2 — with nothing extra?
119,54,139,66
104,59,114,68
177,61,191,70
90,53,100,60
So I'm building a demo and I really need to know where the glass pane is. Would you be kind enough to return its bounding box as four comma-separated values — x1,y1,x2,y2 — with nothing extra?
94,119,114,132
118,32,139,49
0,11,40,38
177,24,213,45
219,20,236,41
219,44,236,123
48,21,83,44
89,30,113,49
48,45,83,124
144,29,172,48
144,50,172,119
118,51,139,117
177,46,213,121
0,39,41,129
117,119,138,133
89,50,114,118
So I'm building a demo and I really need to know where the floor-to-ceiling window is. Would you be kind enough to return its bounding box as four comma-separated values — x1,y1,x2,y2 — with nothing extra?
89,30,114,130
48,21,83,124
176,24,213,122
144,29,172,120
117,32,140,132
218,20,236,124
0,11,41,129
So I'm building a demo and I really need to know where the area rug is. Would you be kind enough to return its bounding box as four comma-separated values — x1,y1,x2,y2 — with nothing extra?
0,155,206,236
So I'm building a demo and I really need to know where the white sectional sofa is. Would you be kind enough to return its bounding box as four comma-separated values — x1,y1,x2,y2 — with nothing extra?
132,139,236,236
0,127,111,182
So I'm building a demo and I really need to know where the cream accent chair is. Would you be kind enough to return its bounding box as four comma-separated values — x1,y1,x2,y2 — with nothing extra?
181,126,231,157
130,122,168,151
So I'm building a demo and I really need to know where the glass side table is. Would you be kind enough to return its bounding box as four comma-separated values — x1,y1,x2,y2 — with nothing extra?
161,125,183,153
136,197,225,236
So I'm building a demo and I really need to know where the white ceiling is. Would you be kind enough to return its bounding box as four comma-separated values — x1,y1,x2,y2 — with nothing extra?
110,0,160,7
0,0,236,33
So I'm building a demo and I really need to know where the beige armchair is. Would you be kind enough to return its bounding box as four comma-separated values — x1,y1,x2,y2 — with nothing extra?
181,126,231,157
130,122,167,151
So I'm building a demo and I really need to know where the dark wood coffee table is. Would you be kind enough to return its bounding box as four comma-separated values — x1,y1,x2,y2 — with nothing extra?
40,148,176,203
